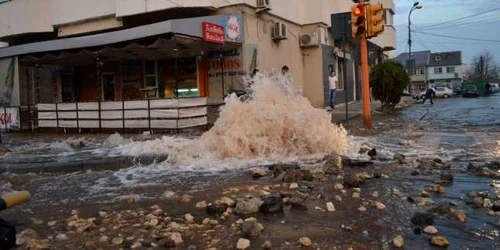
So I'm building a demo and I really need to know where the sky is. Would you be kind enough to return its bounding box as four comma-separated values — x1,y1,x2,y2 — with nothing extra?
393,0,500,66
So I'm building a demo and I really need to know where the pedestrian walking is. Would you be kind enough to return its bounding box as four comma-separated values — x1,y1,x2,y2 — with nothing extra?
421,87,435,105
328,71,338,109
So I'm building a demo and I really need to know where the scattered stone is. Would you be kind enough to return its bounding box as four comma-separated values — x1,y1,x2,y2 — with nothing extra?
207,204,227,216
433,158,443,164
334,183,344,190
170,232,183,246
451,208,467,222
301,170,314,182
472,197,484,208
326,202,336,212
99,236,109,243
394,153,406,164
202,218,212,225
314,206,325,212
343,173,360,188
236,238,250,249
152,208,164,217
411,212,434,226
392,235,404,248
440,173,454,182
180,194,192,203
411,170,420,176
260,196,284,214
413,227,422,234
334,195,342,202
289,196,308,210
262,240,272,249
421,191,429,198
158,238,176,248
234,197,264,215
55,234,68,241
423,225,438,235
196,200,208,209
375,201,386,210
150,218,159,226
358,206,367,212
492,201,500,212
164,191,177,199
430,236,450,247
131,242,142,249
218,196,236,207
323,153,342,175
407,197,415,203
289,183,299,189
47,220,57,227
240,218,264,237
249,168,268,178
434,186,446,194
185,213,194,224
367,148,377,157
298,186,311,194
352,192,360,199
298,237,312,247
112,237,124,245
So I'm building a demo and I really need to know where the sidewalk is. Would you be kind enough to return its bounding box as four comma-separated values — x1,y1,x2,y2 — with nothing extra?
327,100,382,124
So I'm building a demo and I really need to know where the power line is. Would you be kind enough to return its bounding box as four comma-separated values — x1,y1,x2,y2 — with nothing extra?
412,30,500,43
421,7,500,29
425,18,500,30
413,33,430,50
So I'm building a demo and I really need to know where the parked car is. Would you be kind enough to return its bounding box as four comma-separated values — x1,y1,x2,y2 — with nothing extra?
434,86,454,98
462,85,479,97
453,87,462,95
490,83,499,94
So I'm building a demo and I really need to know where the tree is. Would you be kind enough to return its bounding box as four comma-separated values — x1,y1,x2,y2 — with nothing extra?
370,61,410,111
469,50,499,82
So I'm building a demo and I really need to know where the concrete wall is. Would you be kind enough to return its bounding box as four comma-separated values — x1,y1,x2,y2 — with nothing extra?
0,0,53,38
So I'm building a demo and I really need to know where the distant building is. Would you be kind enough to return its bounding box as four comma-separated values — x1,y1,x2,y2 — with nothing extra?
392,50,430,94
427,51,463,89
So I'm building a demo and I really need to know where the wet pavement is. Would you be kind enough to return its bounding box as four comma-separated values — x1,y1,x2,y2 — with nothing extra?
0,94,499,249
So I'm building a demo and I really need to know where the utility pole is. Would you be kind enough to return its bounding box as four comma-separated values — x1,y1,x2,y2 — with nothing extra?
342,15,349,124
358,0,371,128
408,2,422,88
479,55,484,81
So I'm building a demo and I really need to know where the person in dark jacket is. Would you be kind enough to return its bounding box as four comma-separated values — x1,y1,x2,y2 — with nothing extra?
421,87,435,105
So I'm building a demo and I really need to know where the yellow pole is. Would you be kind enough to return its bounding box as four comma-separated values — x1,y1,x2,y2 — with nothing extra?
359,0,372,129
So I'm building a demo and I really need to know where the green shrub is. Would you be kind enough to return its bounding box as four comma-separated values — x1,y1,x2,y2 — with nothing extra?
370,61,410,110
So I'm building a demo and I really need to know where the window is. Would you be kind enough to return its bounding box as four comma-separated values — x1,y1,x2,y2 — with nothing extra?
102,73,115,101
383,10,393,25
414,68,424,75
336,58,345,90
446,67,455,73
434,67,442,74
144,60,158,98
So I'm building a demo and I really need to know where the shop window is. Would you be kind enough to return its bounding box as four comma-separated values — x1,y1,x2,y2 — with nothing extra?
102,73,115,101
144,60,158,98
162,57,199,98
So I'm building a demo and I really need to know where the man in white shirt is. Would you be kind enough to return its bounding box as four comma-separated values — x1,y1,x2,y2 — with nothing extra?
328,71,338,109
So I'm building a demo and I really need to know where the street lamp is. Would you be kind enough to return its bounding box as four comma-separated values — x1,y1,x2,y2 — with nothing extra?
408,2,422,91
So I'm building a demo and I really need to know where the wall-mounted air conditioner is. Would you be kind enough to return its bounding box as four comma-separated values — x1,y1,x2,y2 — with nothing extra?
299,33,320,47
272,22,287,40
256,0,271,13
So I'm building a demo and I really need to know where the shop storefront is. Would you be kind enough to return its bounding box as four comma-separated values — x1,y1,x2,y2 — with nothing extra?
0,14,251,132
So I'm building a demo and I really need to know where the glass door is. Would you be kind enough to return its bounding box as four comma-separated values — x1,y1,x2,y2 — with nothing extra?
102,72,115,101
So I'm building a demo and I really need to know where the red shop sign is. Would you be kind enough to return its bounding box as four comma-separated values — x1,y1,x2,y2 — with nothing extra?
202,22,225,44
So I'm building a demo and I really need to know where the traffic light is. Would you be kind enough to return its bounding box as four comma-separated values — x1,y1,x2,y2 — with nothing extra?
351,4,366,39
367,4,384,38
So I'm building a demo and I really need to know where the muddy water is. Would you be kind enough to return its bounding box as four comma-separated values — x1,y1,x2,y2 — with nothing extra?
0,95,499,249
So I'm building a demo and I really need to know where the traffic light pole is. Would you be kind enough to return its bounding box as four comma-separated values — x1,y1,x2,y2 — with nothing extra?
359,0,372,129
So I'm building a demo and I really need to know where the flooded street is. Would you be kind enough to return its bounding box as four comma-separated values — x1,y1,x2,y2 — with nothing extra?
0,94,499,249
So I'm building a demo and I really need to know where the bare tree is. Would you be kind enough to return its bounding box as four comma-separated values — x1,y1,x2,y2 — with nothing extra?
469,50,499,81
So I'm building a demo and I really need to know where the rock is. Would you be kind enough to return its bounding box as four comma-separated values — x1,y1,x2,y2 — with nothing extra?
298,186,311,194
234,197,263,215
185,213,194,224
433,158,443,164
99,235,109,243
202,218,212,225
492,201,500,212
394,153,406,164
152,208,164,216
131,242,142,249
150,218,159,226
262,240,272,249
440,173,453,182
298,237,312,247
430,236,450,247
411,212,434,226
434,186,446,194
413,227,422,234
55,234,68,241
237,238,251,249
47,220,57,227
218,196,236,207
180,194,192,203
323,153,342,174
207,204,227,215
451,208,467,222
301,170,314,182
196,200,208,209
411,170,420,176
472,197,484,208
260,196,283,214
343,173,360,188
375,201,386,210
372,191,379,197
423,225,438,235
170,232,183,246
334,195,342,202
367,148,377,157
326,202,335,212
289,183,299,189
240,218,264,237
421,191,429,198
158,238,176,248
358,206,367,212
98,211,108,218
334,183,344,190
289,196,308,210
164,191,177,199
314,206,325,212
407,197,415,203
249,168,268,178
393,235,404,248
112,237,124,245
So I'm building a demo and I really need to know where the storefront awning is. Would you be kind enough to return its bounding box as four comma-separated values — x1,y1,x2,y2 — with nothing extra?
0,13,243,59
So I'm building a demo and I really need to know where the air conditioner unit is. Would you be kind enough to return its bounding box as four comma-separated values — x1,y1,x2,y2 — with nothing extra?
299,33,320,47
256,0,271,12
272,22,287,40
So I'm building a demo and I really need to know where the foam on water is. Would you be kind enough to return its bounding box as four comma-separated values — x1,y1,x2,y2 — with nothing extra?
112,71,350,170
